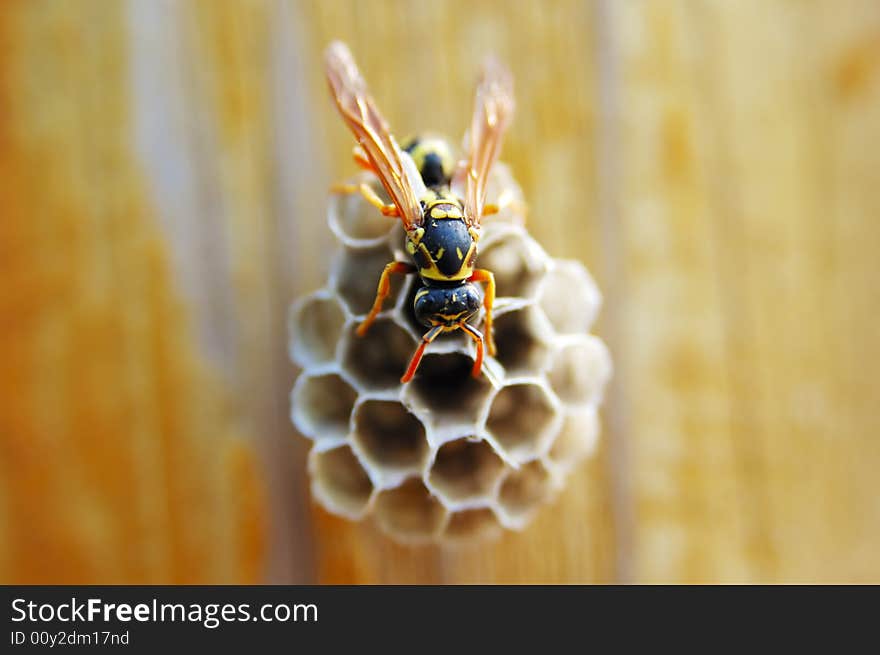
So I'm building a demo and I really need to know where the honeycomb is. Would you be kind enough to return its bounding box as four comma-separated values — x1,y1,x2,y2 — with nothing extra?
289,164,611,543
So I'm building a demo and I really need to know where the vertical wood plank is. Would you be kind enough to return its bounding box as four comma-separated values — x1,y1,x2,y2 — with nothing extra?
613,0,750,582
615,0,880,582
0,0,265,584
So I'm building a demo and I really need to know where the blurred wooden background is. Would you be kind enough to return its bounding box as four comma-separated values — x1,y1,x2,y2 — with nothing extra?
1,0,878,583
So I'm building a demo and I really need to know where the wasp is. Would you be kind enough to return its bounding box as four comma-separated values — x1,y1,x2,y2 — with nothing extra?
325,42,515,383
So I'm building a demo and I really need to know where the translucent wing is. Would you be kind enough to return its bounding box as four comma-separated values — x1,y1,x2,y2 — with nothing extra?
325,41,425,230
463,56,515,227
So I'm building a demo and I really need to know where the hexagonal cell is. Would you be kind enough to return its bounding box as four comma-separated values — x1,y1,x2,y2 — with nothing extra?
288,292,345,369
538,260,601,335
352,400,429,484
341,318,415,392
291,373,357,443
373,478,447,541
549,407,599,471
486,382,559,461
492,305,552,378
477,228,547,299
443,508,502,543
328,174,396,246
332,245,408,316
387,222,409,260
427,437,505,505
404,353,495,434
498,460,553,522
547,336,612,407
310,445,374,519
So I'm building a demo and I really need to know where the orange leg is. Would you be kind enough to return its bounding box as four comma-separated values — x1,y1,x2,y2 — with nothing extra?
330,182,398,216
401,325,444,383
468,269,496,356
459,323,485,379
356,262,416,336
482,189,528,220
352,146,373,171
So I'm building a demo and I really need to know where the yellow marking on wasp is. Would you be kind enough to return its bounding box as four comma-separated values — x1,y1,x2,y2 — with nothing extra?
415,288,430,301
406,227,424,256
416,241,476,282
430,206,447,219
435,247,445,260
416,243,444,279
430,310,468,327
456,247,463,260
408,137,456,184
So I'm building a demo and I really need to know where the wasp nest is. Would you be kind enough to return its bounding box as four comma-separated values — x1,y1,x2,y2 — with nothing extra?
289,165,611,543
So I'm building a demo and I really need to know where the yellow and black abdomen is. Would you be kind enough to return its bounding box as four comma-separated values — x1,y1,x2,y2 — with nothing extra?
402,135,455,188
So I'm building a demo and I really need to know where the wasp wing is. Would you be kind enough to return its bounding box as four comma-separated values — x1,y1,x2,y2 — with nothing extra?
325,41,425,230
463,56,515,227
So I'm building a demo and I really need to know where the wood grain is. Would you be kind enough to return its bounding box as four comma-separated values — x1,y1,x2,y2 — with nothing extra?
613,0,880,582
0,0,266,584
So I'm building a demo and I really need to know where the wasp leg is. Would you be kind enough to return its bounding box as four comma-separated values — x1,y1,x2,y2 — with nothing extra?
356,261,416,337
352,146,373,171
459,323,485,379
401,325,444,383
468,269,496,356
482,189,528,220
329,182,399,217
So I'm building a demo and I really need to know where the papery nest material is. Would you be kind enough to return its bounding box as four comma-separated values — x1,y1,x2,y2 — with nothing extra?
289,165,611,543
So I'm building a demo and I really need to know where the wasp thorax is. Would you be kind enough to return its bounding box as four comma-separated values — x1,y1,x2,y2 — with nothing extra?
405,194,478,284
